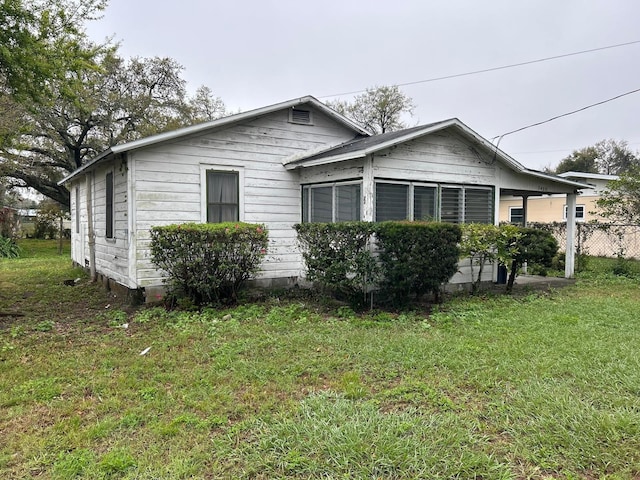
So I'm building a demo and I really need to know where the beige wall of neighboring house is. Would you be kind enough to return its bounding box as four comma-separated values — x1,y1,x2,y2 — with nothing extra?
499,172,616,224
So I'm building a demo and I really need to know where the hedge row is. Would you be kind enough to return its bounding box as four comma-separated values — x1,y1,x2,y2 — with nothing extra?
294,221,462,307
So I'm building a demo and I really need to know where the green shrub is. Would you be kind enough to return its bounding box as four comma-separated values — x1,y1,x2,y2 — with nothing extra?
506,227,558,291
150,222,268,305
460,224,519,293
0,236,20,258
375,221,461,305
294,222,378,307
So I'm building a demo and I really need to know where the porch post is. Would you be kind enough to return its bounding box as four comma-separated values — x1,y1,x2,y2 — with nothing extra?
362,154,374,221
565,192,577,278
521,194,529,226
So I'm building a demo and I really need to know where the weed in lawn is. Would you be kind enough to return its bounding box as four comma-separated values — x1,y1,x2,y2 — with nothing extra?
98,447,136,475
52,448,95,480
34,319,55,332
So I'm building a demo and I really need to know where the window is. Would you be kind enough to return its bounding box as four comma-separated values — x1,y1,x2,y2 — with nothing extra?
509,207,524,225
564,204,585,222
302,182,361,222
373,181,493,224
464,188,493,223
207,171,239,223
440,187,462,223
75,185,80,234
105,172,113,238
376,183,408,221
414,186,437,221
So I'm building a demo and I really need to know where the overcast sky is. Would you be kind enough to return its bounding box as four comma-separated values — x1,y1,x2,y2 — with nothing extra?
86,0,640,171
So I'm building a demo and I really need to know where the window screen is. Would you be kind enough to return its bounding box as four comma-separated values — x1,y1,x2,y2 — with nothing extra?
376,183,408,221
335,184,361,222
414,186,437,221
440,187,462,223
464,188,493,223
207,171,239,223
310,187,332,222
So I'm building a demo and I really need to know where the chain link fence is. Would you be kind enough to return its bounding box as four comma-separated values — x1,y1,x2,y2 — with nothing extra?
529,222,640,260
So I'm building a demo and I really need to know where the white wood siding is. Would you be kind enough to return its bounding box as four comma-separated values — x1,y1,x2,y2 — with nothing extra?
91,161,130,286
131,107,357,287
373,132,497,184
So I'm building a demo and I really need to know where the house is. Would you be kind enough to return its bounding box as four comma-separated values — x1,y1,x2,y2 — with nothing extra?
499,171,618,224
59,96,588,300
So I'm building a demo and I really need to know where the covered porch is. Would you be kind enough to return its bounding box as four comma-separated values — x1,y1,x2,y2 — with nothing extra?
498,171,587,278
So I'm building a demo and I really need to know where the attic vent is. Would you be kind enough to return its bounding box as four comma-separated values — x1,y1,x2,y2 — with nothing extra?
290,108,313,125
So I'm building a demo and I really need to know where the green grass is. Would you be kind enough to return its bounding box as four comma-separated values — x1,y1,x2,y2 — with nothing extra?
1,241,640,478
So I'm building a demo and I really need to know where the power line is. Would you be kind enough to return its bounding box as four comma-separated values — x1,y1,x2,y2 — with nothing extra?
492,87,640,144
320,40,640,99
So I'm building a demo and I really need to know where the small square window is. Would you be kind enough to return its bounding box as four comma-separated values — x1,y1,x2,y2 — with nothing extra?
563,204,585,222
509,207,524,225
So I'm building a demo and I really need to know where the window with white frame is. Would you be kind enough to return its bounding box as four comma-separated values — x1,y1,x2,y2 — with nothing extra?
509,207,524,225
302,182,361,222
563,204,585,222
206,170,239,223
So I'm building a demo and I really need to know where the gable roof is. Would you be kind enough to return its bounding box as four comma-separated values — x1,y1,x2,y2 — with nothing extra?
283,118,589,190
59,96,370,185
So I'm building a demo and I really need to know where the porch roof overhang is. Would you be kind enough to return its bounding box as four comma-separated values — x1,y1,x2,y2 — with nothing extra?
284,118,591,194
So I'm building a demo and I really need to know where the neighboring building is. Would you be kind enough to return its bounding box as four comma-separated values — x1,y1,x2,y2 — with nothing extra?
59,96,587,300
499,171,617,224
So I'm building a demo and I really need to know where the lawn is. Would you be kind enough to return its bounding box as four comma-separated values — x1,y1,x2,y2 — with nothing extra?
1,240,640,479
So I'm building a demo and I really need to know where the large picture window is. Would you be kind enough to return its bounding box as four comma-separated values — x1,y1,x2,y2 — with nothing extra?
207,171,239,223
302,182,361,223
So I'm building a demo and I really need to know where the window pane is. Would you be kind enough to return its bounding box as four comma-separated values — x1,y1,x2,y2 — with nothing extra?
336,184,360,222
311,187,332,222
207,171,239,223
302,187,309,223
414,186,436,221
464,188,493,223
440,187,462,223
105,172,113,238
576,206,585,219
509,207,524,225
376,183,408,221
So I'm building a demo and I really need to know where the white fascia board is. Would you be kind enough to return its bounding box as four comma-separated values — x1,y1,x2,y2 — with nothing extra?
524,170,591,189
558,171,619,181
285,151,368,170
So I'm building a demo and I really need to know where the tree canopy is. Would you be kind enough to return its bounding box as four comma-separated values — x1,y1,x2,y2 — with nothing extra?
555,139,639,175
1,48,226,207
0,0,106,99
325,85,414,134
596,166,640,224
0,0,227,208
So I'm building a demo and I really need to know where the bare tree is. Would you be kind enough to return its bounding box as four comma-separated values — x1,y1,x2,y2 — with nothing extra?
326,85,414,134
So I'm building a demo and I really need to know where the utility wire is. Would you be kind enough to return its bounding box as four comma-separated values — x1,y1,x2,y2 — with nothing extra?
320,40,640,99
492,87,640,146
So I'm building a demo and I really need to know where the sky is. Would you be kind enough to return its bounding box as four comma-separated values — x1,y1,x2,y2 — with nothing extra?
85,0,640,171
